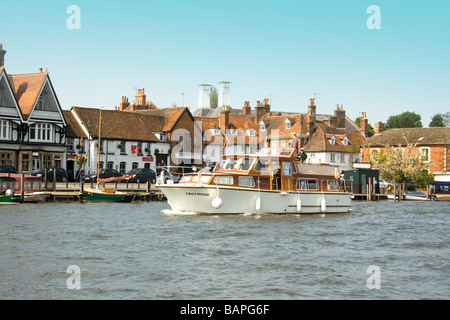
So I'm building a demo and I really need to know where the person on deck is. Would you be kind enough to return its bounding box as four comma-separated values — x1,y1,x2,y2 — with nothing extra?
298,148,308,163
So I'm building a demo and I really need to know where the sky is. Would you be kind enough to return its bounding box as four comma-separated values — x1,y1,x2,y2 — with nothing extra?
1,0,449,126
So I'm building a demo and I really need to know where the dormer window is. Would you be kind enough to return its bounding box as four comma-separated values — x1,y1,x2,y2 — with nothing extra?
211,128,221,136
36,94,47,111
330,135,336,145
285,118,291,130
246,129,256,137
342,136,348,146
228,129,238,136
259,121,266,131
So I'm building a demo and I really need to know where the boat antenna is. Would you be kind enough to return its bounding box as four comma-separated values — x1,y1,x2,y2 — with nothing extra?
96,109,102,183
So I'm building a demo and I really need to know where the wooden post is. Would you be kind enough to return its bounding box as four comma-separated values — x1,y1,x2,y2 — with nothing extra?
393,184,397,201
53,169,56,191
20,173,25,203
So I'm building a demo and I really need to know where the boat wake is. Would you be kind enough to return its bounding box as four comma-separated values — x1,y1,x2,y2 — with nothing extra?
162,209,200,216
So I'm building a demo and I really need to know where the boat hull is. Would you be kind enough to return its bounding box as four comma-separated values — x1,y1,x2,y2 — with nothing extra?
83,188,135,202
157,184,351,215
0,194,21,204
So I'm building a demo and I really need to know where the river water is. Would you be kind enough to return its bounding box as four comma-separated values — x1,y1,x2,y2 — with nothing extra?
0,200,449,300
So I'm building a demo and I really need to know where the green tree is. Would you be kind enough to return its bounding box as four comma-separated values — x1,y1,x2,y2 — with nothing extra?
370,141,433,188
429,113,445,127
385,111,422,129
354,117,374,133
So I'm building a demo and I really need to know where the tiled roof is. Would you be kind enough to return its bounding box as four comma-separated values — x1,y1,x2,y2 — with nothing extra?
62,110,87,139
71,107,160,142
262,113,308,138
7,71,47,120
131,107,192,132
304,120,365,152
362,127,450,147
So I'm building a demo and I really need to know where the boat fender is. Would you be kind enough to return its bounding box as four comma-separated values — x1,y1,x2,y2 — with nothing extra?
321,197,326,213
5,189,12,196
159,171,165,184
212,196,222,209
297,197,301,212
256,196,261,211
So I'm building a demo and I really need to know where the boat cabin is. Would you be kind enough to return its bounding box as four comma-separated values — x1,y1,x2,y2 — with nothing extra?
179,148,343,193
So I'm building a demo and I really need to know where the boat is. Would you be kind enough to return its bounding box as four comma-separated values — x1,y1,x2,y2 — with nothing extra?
156,147,352,215
0,176,20,204
81,109,136,203
83,186,136,202
386,191,430,201
430,181,450,201
0,173,50,203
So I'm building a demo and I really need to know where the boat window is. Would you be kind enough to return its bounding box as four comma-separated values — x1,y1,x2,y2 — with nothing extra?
279,148,293,156
327,180,340,191
192,175,212,183
292,162,297,174
238,176,255,187
282,162,292,176
236,158,254,171
217,159,227,170
179,176,190,183
213,176,234,185
222,159,238,170
296,179,319,190
253,158,270,172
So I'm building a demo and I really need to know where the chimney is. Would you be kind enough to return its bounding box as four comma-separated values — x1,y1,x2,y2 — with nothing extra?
197,83,211,109
263,98,271,114
135,88,146,107
0,44,5,67
218,80,231,109
220,106,230,129
360,112,369,137
334,104,346,128
255,100,266,123
242,101,251,115
119,96,130,111
375,121,384,135
307,98,316,137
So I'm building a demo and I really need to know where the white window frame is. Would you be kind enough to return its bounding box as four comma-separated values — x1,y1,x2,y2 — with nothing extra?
29,123,54,142
0,120,10,140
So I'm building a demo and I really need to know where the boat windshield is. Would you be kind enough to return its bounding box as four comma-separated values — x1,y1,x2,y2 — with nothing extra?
236,158,255,172
217,158,238,171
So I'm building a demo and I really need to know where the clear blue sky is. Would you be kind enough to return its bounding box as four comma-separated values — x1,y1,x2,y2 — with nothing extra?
1,0,449,125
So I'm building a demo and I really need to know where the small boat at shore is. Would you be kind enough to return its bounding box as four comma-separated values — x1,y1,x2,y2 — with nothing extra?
430,181,450,201
0,174,50,203
156,147,351,215
0,176,20,204
83,186,136,202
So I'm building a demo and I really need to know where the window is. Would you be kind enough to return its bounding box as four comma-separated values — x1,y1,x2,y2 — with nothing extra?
1,152,13,166
228,129,238,136
120,162,126,174
296,179,319,190
107,161,114,169
285,119,291,130
120,141,126,154
211,129,221,136
214,176,234,185
327,180,340,191
159,133,167,141
21,153,30,172
98,140,104,153
340,153,345,163
0,120,10,140
43,154,52,169
259,122,266,131
246,129,256,137
342,136,348,146
224,159,238,170
330,135,336,145
137,142,143,155
292,162,297,174
330,153,336,163
253,158,270,172
29,123,54,142
283,162,292,176
177,135,183,142
420,148,430,162
99,161,104,171
36,95,46,110
239,176,255,187
237,158,254,171
132,162,139,170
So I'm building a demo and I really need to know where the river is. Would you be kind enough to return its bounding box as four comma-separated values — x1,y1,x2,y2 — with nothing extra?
0,200,449,300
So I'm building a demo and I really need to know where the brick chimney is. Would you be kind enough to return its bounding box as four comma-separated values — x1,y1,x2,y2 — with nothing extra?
220,106,230,129
135,88,146,107
262,98,271,114
375,121,384,134
334,104,346,128
242,101,251,115
307,98,316,137
0,44,5,67
119,96,130,111
360,112,369,137
255,100,266,123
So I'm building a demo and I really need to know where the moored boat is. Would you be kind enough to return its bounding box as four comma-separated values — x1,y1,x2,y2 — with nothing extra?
430,181,450,201
83,186,136,202
0,176,20,204
156,147,351,215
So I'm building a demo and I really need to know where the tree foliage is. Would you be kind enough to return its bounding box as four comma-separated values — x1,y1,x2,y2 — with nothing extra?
385,111,422,129
429,113,448,127
370,141,433,188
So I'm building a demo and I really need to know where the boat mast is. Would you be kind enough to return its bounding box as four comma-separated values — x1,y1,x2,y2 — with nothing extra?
96,109,102,182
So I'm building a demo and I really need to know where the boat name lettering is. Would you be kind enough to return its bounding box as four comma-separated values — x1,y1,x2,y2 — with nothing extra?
186,192,210,196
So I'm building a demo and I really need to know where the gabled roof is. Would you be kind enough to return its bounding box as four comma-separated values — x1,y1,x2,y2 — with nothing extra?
304,120,365,153
62,110,87,139
7,71,48,120
0,66,24,121
362,127,450,147
70,107,160,142
262,113,308,138
131,107,195,132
